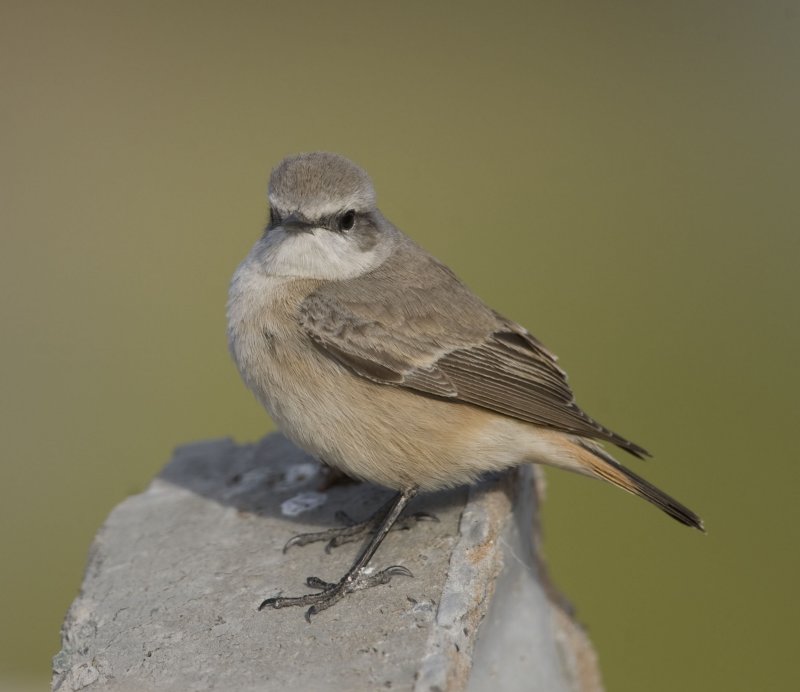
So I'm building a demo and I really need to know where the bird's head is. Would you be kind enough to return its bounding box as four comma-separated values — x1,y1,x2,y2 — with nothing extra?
257,152,394,280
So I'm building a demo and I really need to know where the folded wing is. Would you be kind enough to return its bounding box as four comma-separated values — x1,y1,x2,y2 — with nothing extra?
298,247,649,458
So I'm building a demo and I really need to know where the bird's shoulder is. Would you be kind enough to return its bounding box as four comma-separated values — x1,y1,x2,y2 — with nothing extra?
300,237,499,348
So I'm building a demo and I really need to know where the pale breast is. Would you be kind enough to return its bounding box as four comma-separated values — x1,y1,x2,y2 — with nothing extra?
227,253,318,415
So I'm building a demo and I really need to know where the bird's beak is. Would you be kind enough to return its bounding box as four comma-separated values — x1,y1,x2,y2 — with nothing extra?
281,212,314,234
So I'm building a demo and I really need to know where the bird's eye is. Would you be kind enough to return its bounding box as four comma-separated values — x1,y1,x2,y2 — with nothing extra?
339,209,356,231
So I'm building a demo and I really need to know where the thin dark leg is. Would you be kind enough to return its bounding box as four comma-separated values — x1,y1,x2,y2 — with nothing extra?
282,494,437,554
259,487,419,621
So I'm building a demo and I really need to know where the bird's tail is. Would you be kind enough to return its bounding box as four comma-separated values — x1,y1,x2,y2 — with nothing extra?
569,438,705,531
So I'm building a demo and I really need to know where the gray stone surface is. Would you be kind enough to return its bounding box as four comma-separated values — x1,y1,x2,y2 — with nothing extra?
53,433,602,691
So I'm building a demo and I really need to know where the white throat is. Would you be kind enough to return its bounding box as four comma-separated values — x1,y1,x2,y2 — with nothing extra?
257,227,390,281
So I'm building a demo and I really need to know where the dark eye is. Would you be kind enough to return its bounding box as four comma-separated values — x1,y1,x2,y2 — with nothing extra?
339,209,356,231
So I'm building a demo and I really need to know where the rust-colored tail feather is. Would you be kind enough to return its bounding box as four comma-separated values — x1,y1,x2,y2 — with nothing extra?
576,440,704,531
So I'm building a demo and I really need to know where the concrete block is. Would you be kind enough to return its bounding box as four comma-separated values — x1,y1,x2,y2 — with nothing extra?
53,434,602,691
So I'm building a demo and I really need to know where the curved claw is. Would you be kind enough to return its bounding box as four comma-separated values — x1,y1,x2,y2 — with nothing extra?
282,535,306,554
384,564,414,579
258,596,279,611
304,605,318,623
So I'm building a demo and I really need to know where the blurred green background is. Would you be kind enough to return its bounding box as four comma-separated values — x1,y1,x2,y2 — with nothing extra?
2,1,798,690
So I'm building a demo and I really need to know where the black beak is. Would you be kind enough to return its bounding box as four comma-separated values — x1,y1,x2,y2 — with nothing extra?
281,211,314,234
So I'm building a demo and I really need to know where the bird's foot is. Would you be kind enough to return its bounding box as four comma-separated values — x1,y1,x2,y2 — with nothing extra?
259,565,413,622
282,505,438,554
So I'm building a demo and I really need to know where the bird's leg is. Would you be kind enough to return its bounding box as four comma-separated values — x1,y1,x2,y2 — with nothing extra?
259,487,419,621
282,492,437,554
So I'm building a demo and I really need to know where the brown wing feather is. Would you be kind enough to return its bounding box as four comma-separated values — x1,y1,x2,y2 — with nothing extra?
299,237,649,458
435,330,650,457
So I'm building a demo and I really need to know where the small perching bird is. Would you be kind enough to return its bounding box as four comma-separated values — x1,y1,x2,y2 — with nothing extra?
227,152,703,620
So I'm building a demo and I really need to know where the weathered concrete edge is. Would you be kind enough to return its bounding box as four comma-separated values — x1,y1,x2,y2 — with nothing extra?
414,472,513,691
415,465,605,692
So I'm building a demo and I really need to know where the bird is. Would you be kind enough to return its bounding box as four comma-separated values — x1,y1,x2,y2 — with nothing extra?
226,151,703,621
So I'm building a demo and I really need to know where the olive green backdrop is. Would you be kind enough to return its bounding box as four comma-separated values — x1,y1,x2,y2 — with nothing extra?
2,1,798,690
